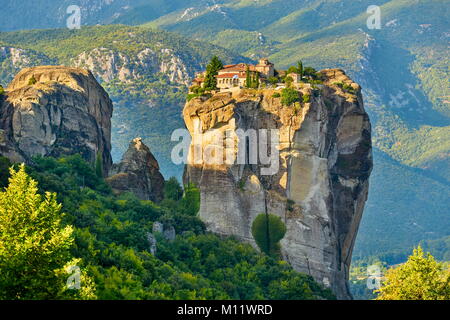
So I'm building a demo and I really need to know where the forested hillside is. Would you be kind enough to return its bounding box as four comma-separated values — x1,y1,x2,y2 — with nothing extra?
0,155,333,300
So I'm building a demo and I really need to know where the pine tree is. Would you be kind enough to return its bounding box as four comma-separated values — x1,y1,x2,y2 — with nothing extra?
204,56,223,90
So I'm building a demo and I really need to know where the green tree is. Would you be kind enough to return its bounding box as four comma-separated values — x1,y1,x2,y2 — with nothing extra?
254,72,260,89
287,66,298,74
285,76,294,88
303,67,317,79
179,183,200,216
164,177,183,201
0,165,91,299
297,61,303,80
246,65,251,88
251,213,287,256
376,246,450,300
281,88,300,106
204,56,223,90
268,77,278,86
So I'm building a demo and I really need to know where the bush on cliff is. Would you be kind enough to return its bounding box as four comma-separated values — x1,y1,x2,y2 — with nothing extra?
281,88,300,106
252,213,287,257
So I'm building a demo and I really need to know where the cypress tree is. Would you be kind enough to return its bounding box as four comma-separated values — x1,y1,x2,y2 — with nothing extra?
254,72,260,89
246,66,251,88
297,60,303,80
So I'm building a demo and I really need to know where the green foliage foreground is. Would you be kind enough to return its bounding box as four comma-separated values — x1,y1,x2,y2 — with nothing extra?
0,156,333,300
376,246,450,300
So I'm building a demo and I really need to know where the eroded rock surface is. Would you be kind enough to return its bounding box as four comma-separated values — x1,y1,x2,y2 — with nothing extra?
107,137,164,202
183,69,373,299
0,66,113,173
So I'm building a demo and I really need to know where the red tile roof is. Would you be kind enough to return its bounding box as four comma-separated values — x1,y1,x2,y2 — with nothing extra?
219,63,256,73
216,73,246,79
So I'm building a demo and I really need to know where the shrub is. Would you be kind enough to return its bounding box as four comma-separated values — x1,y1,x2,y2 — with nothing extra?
268,77,279,86
251,213,287,256
187,93,200,102
342,83,356,94
189,85,201,94
281,88,300,106
285,76,294,88
0,85,5,96
272,92,281,98
302,94,311,103
286,199,295,212
28,76,37,86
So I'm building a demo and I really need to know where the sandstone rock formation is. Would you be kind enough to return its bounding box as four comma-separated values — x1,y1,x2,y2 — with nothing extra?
0,66,113,173
107,137,164,202
183,69,373,299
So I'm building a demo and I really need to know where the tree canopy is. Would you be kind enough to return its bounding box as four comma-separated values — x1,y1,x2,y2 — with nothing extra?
0,155,333,300
0,164,95,299
251,213,287,256
376,246,450,300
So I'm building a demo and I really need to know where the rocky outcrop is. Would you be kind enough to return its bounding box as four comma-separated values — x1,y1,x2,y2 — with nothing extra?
107,137,164,202
183,69,373,299
0,66,113,173
72,47,191,85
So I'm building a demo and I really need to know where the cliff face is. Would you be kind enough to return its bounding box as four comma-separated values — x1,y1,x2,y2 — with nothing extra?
107,137,165,202
72,47,191,85
0,66,113,173
183,69,373,299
